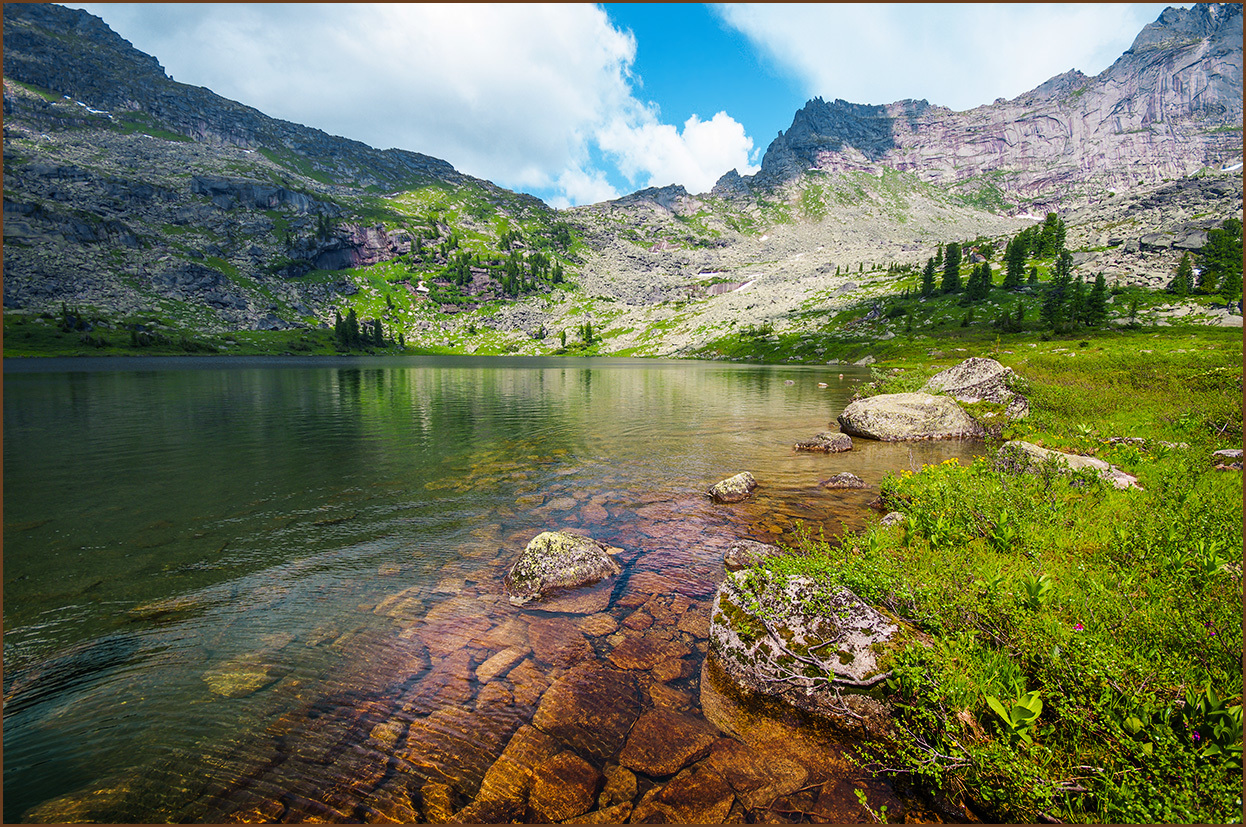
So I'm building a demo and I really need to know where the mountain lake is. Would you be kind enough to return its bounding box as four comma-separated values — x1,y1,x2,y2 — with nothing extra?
3,355,984,822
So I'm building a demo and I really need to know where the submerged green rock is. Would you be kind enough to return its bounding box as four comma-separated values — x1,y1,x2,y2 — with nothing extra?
504,531,623,606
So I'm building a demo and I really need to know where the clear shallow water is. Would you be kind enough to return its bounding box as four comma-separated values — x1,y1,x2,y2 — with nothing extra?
4,356,982,822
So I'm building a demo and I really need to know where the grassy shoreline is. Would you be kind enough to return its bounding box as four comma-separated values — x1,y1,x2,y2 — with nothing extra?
744,325,1243,822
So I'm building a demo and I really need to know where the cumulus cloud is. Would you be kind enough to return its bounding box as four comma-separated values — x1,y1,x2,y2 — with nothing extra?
599,110,760,194
67,3,759,205
713,3,1180,111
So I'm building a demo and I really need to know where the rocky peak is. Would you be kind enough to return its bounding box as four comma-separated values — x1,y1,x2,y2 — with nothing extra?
1128,2,1241,52
748,2,1241,207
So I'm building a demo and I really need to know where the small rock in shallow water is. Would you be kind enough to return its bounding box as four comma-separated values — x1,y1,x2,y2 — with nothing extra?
821,472,868,489
708,472,757,503
723,538,785,571
794,431,853,453
504,531,622,606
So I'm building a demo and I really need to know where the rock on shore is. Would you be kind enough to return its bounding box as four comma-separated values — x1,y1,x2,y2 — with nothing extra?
837,392,984,441
708,570,898,735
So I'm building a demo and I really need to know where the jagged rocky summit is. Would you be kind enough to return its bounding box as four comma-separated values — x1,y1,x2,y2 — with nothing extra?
731,3,1242,208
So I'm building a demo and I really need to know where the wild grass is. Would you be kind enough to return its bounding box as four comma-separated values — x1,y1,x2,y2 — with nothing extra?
751,337,1243,823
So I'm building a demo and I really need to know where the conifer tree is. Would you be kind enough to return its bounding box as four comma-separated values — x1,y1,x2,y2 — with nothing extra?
346,308,361,348
372,318,384,347
920,257,936,298
1170,253,1192,297
941,242,962,294
1086,272,1108,327
1004,236,1026,289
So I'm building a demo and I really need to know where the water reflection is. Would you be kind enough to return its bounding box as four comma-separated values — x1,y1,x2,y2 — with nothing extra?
4,356,981,822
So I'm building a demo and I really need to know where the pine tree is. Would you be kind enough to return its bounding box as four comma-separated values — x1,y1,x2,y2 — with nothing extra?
1041,251,1073,331
398,332,405,350
1086,272,1108,327
1203,218,1242,301
372,318,384,347
1028,266,1039,287
941,242,962,294
920,257,936,298
1004,236,1026,289
346,308,361,348
1170,253,1192,297
1068,275,1086,327
935,244,943,267
560,329,567,348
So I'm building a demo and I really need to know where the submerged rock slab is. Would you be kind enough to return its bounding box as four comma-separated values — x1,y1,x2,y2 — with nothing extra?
504,531,622,607
619,708,718,776
531,663,643,760
709,570,897,732
838,392,984,441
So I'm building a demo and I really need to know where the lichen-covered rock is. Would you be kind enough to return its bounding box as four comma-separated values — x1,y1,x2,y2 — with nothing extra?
880,511,906,527
837,392,984,441
821,472,867,489
1000,441,1142,489
708,472,757,503
503,531,622,607
921,357,1030,419
723,538,786,571
794,432,853,453
709,570,898,732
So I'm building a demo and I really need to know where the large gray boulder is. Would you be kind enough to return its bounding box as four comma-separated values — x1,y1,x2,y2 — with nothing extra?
837,392,984,441
921,357,1030,419
1000,441,1142,489
709,570,897,734
504,531,623,606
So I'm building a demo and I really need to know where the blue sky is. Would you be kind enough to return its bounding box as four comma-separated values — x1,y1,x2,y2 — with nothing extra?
65,3,1181,207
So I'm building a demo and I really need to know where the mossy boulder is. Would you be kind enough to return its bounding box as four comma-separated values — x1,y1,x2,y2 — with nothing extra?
504,531,623,607
708,569,898,735
708,471,757,503
837,392,984,441
921,356,1030,419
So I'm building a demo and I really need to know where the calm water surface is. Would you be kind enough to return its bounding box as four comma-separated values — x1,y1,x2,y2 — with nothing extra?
4,356,982,822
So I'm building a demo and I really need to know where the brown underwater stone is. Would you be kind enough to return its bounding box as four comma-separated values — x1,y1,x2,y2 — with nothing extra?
531,663,642,760
526,750,603,822
619,708,719,777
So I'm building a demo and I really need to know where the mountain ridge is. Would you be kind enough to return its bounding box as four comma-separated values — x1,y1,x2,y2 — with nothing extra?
2,3,1241,356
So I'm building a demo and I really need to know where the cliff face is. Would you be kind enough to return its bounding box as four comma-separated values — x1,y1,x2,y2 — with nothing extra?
747,3,1242,207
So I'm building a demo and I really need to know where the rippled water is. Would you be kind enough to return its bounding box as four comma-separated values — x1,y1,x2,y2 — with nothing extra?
4,355,982,823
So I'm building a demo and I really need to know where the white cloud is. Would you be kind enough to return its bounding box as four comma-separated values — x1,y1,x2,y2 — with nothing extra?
598,110,761,194
66,3,760,205
714,3,1181,111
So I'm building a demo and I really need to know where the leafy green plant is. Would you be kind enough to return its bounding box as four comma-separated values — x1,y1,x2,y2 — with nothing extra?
1018,572,1053,610
985,681,1044,745
1174,683,1244,771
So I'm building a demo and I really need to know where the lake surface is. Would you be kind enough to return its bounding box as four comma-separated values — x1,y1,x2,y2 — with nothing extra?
4,355,982,823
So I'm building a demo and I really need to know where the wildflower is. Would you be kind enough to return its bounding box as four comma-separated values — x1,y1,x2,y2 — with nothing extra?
1073,622,1084,631
1192,731,1201,742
